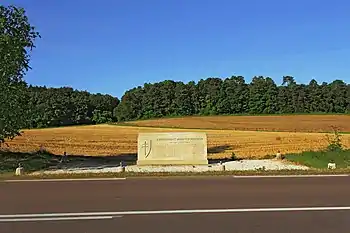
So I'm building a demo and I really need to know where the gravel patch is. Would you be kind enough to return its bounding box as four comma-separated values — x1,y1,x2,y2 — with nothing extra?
31,166,124,175
30,159,309,175
224,159,309,171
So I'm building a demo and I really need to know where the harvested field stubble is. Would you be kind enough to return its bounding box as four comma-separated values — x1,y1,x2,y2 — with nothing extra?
5,125,350,159
123,115,350,133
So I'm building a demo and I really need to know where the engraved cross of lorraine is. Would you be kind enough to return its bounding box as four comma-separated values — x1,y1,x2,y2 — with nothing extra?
141,140,152,158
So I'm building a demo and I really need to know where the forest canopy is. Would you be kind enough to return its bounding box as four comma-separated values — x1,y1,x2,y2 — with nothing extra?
23,75,350,128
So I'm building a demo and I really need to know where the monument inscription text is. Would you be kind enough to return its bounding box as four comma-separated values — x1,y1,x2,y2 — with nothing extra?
137,132,208,165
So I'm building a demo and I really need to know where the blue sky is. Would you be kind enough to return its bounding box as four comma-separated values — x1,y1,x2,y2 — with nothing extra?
3,0,350,98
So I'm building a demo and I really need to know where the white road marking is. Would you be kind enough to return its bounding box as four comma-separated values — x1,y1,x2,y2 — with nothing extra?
2,206,350,219
232,174,349,178
3,174,348,182
3,177,126,182
0,216,121,222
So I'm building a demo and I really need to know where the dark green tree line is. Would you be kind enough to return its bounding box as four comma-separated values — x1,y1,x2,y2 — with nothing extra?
24,85,119,128
114,76,350,121
25,75,349,128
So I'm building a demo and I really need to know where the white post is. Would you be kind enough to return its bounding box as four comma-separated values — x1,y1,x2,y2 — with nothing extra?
15,163,24,176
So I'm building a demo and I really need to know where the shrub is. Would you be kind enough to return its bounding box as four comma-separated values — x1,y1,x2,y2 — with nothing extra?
326,126,343,152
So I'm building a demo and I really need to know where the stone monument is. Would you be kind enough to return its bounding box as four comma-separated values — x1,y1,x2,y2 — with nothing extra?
137,132,208,165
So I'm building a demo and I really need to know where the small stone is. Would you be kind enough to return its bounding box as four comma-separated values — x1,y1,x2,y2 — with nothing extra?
275,152,282,160
328,163,336,169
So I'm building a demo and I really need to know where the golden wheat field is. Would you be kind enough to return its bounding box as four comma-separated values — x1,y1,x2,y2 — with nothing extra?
5,123,350,159
124,115,350,133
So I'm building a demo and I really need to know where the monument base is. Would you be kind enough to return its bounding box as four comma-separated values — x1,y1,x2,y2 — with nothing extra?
137,159,208,166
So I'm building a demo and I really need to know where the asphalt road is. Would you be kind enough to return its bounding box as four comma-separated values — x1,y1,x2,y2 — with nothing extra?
1,175,350,233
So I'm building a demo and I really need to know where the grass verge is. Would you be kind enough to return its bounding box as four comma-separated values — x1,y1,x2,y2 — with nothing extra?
0,150,134,175
0,150,61,174
285,149,350,169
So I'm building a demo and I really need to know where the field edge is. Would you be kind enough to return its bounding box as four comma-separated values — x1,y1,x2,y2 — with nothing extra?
111,122,350,134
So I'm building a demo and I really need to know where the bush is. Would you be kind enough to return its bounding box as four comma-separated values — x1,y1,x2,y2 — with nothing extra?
326,126,343,152
231,152,238,161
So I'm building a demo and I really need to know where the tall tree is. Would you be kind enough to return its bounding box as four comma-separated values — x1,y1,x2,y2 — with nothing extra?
173,81,195,116
327,80,348,113
248,76,278,114
114,87,143,121
197,78,223,115
305,79,322,113
0,5,40,144
347,83,350,113
217,76,249,114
